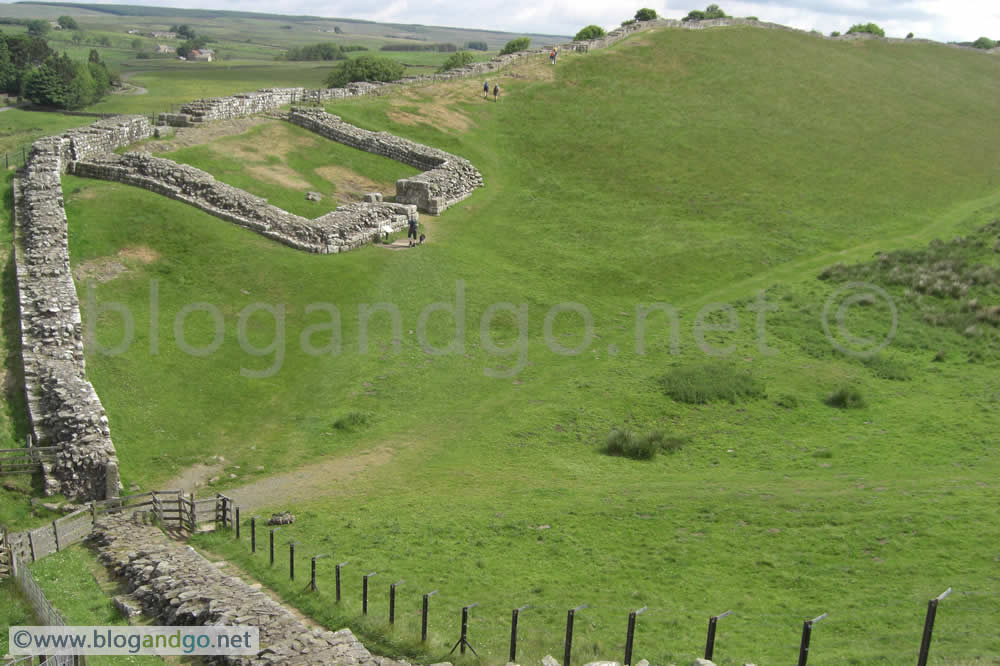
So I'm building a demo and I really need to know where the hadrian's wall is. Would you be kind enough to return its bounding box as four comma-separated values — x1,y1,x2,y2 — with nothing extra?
11,116,154,500
287,107,483,215
68,152,417,253
91,513,411,666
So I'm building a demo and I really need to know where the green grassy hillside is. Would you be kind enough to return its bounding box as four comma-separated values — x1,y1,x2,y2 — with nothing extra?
5,24,1000,665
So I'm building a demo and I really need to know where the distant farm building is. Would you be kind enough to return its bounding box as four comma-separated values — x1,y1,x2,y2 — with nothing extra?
157,44,173,54
151,31,177,39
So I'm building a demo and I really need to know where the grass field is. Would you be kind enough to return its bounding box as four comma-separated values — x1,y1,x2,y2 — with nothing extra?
3,22,1000,666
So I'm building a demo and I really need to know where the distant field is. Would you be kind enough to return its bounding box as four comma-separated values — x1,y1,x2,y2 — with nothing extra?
21,23,997,665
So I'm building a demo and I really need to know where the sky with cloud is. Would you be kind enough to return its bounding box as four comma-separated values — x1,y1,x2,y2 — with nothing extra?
71,0,1000,43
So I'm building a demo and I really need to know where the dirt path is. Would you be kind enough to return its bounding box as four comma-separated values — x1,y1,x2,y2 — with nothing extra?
163,445,400,512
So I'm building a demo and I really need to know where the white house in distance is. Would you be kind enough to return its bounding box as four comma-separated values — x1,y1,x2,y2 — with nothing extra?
189,49,214,62
157,44,173,54
151,31,177,39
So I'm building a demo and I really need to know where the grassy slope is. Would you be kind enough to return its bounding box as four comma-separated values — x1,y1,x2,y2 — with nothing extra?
4,25,1000,665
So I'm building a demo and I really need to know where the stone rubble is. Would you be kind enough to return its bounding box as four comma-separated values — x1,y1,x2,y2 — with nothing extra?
91,513,413,665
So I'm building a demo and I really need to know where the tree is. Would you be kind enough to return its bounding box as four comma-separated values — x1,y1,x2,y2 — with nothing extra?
26,20,50,37
438,50,475,72
684,4,726,21
98,35,111,47
171,24,196,39
176,37,208,59
325,55,404,87
499,37,530,55
831,31,841,37
704,4,727,18
906,32,914,39
57,16,78,30
333,26,342,34
464,40,488,51
574,25,607,41
131,38,143,50
634,8,658,21
72,32,84,45
846,23,885,37
971,37,996,49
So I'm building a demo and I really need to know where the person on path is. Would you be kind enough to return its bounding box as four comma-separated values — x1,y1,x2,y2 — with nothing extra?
483,80,489,99
493,83,500,102
550,48,557,64
408,218,418,246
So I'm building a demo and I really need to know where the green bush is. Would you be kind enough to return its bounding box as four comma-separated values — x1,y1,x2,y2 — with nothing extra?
684,4,726,21
621,19,637,26
438,51,475,72
846,23,885,37
971,37,996,49
862,355,912,381
776,394,800,409
906,32,914,39
499,37,531,55
831,31,841,37
333,411,373,431
825,386,866,409
658,363,765,404
635,8,658,21
465,40,489,51
603,428,687,460
326,55,405,87
574,25,607,41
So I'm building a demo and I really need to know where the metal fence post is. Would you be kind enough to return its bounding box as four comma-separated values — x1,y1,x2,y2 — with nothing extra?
705,609,732,661
235,507,240,539
917,588,952,666
269,528,279,566
624,606,647,666
421,590,438,642
251,516,259,553
390,580,404,624
363,572,376,615
797,613,827,666
310,554,327,592
289,541,299,580
564,604,588,666
449,603,479,656
336,561,348,602
510,604,529,663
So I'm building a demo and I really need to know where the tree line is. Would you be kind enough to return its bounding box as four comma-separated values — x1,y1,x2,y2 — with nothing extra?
0,31,116,109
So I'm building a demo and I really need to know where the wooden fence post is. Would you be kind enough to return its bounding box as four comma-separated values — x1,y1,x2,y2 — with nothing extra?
27,530,35,562
52,520,60,552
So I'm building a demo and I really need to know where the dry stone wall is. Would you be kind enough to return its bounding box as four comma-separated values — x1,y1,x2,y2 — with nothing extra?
287,108,482,214
91,513,411,666
12,116,153,500
68,152,416,254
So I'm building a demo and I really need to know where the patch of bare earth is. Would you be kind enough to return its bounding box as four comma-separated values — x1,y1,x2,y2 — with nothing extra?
387,85,476,133
143,117,272,154
73,245,159,283
224,446,395,512
246,164,312,191
314,165,394,203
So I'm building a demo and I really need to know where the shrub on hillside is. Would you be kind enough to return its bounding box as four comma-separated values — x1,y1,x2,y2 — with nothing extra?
574,25,607,41
333,411,372,431
438,50,475,72
603,428,687,460
825,386,866,409
972,37,996,49
499,37,531,55
831,31,841,37
862,355,912,381
684,4,727,21
465,40,489,51
621,19,637,26
847,23,885,37
658,363,765,404
325,55,404,87
635,8,658,21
